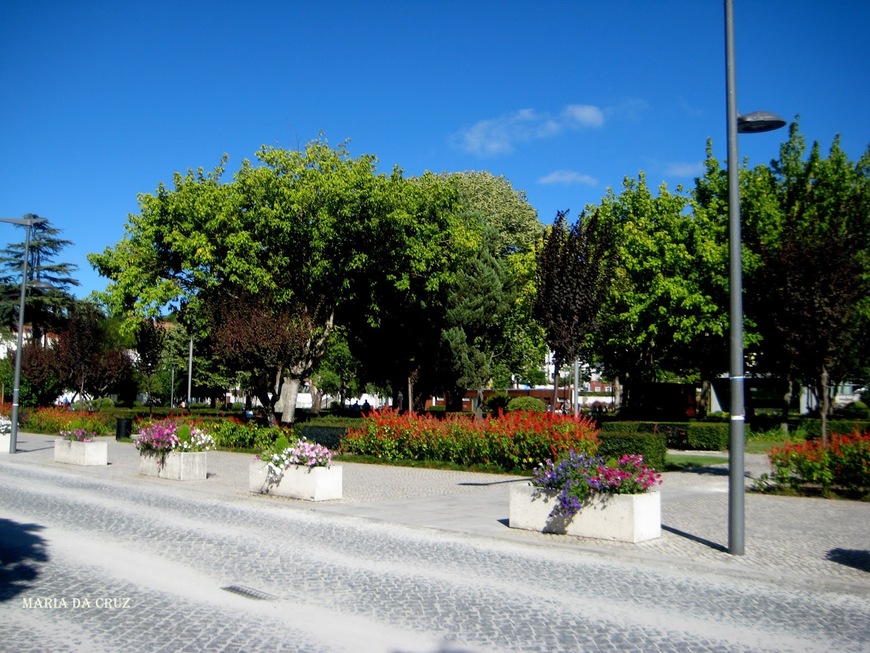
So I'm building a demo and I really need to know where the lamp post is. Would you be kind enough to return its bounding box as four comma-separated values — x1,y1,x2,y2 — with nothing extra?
724,0,785,555
0,215,48,454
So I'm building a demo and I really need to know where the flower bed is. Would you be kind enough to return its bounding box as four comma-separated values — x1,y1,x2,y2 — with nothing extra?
342,409,599,471
767,430,870,496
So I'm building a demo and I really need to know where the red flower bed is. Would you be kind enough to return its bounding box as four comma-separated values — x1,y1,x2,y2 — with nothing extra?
342,409,599,472
768,430,870,495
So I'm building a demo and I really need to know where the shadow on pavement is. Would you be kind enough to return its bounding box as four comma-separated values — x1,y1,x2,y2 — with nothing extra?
0,518,50,602
826,548,870,573
661,524,727,553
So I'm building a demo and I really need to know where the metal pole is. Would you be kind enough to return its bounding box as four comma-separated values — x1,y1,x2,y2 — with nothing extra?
9,222,34,453
725,0,746,556
187,334,193,408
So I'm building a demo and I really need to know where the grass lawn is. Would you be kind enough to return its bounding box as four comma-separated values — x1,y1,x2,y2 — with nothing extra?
664,453,729,471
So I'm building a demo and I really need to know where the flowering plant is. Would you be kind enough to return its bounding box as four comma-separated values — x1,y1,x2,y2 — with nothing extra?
134,419,215,457
60,429,98,443
0,415,12,434
532,452,661,518
257,436,333,485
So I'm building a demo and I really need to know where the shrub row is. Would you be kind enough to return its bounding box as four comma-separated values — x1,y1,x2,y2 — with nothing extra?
768,430,870,495
341,409,600,472
597,432,667,470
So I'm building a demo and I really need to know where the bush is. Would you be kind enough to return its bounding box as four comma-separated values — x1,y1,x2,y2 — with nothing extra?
206,418,289,450
486,392,510,416
506,396,547,413
804,419,870,440
838,401,870,420
341,409,599,472
768,429,870,495
687,423,730,451
597,432,667,470
21,407,116,436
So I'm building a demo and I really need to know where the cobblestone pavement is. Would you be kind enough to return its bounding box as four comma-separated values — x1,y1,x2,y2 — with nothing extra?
0,434,868,652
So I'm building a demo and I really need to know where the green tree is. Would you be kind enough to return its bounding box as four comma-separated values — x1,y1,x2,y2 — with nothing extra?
134,318,167,414
441,228,518,415
0,216,79,340
745,124,870,441
90,138,412,424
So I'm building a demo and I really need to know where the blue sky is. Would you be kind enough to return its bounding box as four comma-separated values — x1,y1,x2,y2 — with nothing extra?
1,1,867,298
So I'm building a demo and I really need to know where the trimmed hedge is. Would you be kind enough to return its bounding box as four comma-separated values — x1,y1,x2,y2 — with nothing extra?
298,424,347,449
597,431,667,470
687,423,730,451
804,419,870,439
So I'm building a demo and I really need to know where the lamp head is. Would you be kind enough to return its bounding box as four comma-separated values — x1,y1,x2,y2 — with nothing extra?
737,111,786,133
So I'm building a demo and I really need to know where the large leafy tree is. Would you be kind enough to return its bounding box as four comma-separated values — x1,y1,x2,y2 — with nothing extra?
744,124,870,440
0,216,79,340
90,138,415,424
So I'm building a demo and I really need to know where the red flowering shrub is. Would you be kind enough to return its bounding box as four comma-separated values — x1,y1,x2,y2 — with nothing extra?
22,406,115,436
768,430,870,495
342,409,599,471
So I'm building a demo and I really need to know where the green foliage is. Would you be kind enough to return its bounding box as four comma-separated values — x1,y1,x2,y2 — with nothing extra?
21,406,116,436
804,419,870,440
534,208,614,377
597,432,667,470
297,424,347,450
767,430,870,495
687,423,729,451
838,401,870,419
485,391,509,416
205,418,288,450
505,396,547,413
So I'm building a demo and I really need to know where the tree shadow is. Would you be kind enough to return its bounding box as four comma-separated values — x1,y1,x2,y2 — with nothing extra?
0,518,50,602
826,548,870,573
661,524,727,553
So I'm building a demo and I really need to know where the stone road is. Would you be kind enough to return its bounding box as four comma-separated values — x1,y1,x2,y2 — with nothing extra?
0,433,868,652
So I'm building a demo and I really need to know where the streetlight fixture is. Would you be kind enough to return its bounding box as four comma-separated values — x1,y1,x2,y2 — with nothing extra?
724,0,785,555
0,214,48,454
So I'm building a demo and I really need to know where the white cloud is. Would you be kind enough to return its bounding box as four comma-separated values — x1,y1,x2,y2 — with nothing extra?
665,161,705,177
452,104,604,156
537,170,598,186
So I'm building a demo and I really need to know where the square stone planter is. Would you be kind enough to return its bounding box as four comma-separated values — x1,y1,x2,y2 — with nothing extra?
509,483,661,543
54,439,108,466
249,461,342,501
139,451,207,481
0,432,11,454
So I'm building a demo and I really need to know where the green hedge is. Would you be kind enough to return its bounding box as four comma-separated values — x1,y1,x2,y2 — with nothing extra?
687,423,729,451
297,425,347,449
804,419,870,439
597,432,667,470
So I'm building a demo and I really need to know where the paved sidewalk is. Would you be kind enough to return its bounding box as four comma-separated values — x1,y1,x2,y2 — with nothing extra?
5,431,869,591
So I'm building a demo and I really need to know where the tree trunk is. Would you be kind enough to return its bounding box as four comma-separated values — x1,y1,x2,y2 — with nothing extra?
279,376,302,425
820,366,830,447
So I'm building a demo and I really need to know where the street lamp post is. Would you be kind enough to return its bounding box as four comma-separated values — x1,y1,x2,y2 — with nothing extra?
724,0,785,555
0,215,48,454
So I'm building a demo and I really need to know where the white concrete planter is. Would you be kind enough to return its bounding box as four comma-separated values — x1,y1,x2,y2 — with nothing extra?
509,483,661,543
54,439,108,466
139,451,207,481
0,432,11,454
249,461,342,501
